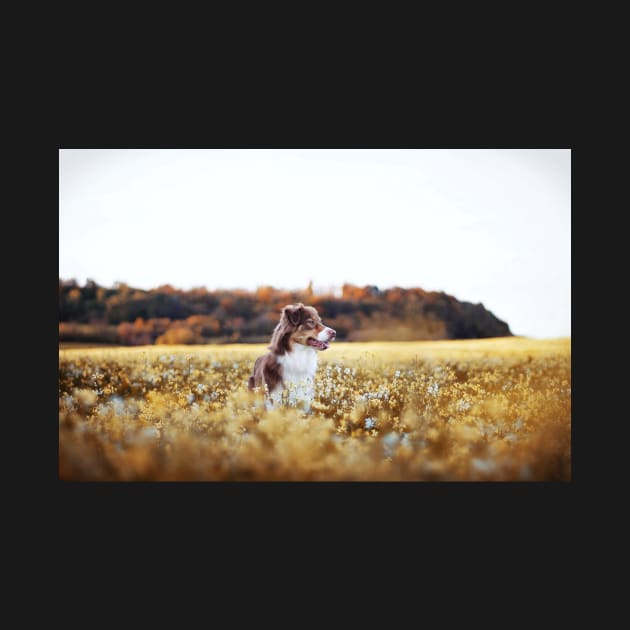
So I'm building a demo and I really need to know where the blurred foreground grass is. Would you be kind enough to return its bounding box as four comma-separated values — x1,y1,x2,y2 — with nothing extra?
59,337,571,481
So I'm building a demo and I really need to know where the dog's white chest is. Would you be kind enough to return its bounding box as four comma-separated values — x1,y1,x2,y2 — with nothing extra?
277,344,318,382
268,345,318,410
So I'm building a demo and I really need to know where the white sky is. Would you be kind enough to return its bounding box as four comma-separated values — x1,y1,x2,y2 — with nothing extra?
59,148,571,338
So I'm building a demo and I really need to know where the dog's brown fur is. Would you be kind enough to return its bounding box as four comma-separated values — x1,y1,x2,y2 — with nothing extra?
248,303,333,393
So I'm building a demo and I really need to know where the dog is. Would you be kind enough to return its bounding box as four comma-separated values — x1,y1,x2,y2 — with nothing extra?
248,303,336,410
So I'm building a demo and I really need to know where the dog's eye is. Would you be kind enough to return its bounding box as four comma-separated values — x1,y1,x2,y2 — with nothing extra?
305,320,314,328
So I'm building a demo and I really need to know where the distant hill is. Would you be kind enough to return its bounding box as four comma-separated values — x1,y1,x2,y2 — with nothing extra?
58,279,512,346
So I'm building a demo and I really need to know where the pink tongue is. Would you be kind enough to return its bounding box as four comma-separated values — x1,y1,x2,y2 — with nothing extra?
308,339,329,349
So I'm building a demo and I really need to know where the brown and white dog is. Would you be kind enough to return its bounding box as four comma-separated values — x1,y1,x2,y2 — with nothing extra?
248,303,336,410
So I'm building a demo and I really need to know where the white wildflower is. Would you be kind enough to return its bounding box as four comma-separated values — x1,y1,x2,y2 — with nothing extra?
382,432,400,457
383,432,399,447
140,426,159,440
364,417,377,429
110,396,125,415
428,382,440,395
472,458,496,473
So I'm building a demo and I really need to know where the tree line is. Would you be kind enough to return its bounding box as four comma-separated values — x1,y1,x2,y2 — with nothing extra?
59,279,513,345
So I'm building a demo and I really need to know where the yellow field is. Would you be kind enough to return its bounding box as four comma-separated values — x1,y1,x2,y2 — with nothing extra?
58,337,571,481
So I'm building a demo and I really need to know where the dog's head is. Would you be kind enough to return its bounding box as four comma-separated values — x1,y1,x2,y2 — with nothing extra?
270,303,336,354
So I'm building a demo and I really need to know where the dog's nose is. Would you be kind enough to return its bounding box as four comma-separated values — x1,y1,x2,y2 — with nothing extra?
328,328,336,339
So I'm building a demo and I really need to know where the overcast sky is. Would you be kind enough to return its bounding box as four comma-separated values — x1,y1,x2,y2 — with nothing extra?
59,148,571,338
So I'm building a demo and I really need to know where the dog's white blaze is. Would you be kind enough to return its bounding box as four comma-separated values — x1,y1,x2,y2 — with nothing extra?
317,327,335,341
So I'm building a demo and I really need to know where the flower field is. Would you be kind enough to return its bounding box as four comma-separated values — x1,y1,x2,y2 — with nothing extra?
58,337,571,481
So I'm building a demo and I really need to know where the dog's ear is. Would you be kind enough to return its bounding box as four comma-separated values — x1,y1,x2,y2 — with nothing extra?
283,303,304,326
